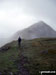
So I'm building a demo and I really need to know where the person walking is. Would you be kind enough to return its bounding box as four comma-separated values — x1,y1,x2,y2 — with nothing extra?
18,37,22,47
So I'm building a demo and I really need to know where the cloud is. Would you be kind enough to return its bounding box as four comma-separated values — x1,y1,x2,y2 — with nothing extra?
21,0,56,30
0,0,37,38
0,0,56,38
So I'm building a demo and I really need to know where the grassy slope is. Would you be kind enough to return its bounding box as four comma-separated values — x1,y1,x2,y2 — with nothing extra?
0,38,56,74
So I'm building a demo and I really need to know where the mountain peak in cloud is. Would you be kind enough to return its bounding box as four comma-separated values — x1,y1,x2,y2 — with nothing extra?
33,21,49,27
38,21,45,23
1,20,56,47
11,21,56,40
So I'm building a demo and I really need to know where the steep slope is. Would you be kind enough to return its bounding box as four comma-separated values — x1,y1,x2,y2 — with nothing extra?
0,38,56,74
13,21,56,40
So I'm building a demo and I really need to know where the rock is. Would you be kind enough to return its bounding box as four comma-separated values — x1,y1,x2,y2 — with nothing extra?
41,50,48,54
0,46,10,52
8,72,13,75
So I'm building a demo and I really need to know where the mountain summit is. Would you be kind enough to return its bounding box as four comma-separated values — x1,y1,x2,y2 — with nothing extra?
13,21,56,40
0,21,56,47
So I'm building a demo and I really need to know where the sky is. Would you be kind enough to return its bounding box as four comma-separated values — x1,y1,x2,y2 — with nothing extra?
0,0,56,38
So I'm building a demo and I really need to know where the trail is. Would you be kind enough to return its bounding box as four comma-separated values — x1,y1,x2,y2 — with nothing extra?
17,48,30,75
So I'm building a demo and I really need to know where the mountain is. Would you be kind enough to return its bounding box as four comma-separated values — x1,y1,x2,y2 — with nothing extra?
12,21,56,40
0,21,56,47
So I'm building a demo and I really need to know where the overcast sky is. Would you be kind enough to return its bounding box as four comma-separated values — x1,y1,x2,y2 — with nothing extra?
0,0,56,38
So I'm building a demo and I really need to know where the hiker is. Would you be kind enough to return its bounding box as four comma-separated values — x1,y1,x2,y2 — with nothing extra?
18,37,22,47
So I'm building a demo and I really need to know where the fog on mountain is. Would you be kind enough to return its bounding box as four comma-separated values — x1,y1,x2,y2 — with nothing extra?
0,21,56,47
12,21,56,40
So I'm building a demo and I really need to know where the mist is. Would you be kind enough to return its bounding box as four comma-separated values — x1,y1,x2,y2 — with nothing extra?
0,0,56,47
0,0,56,38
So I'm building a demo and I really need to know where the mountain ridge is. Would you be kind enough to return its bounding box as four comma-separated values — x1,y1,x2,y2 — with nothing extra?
12,21,56,40
0,21,56,47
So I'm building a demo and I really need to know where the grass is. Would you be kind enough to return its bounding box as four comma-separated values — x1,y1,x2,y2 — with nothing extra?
0,42,19,72
0,38,56,74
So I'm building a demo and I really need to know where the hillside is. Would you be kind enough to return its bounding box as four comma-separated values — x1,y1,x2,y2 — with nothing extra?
0,38,56,74
12,21,56,40
0,21,56,47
